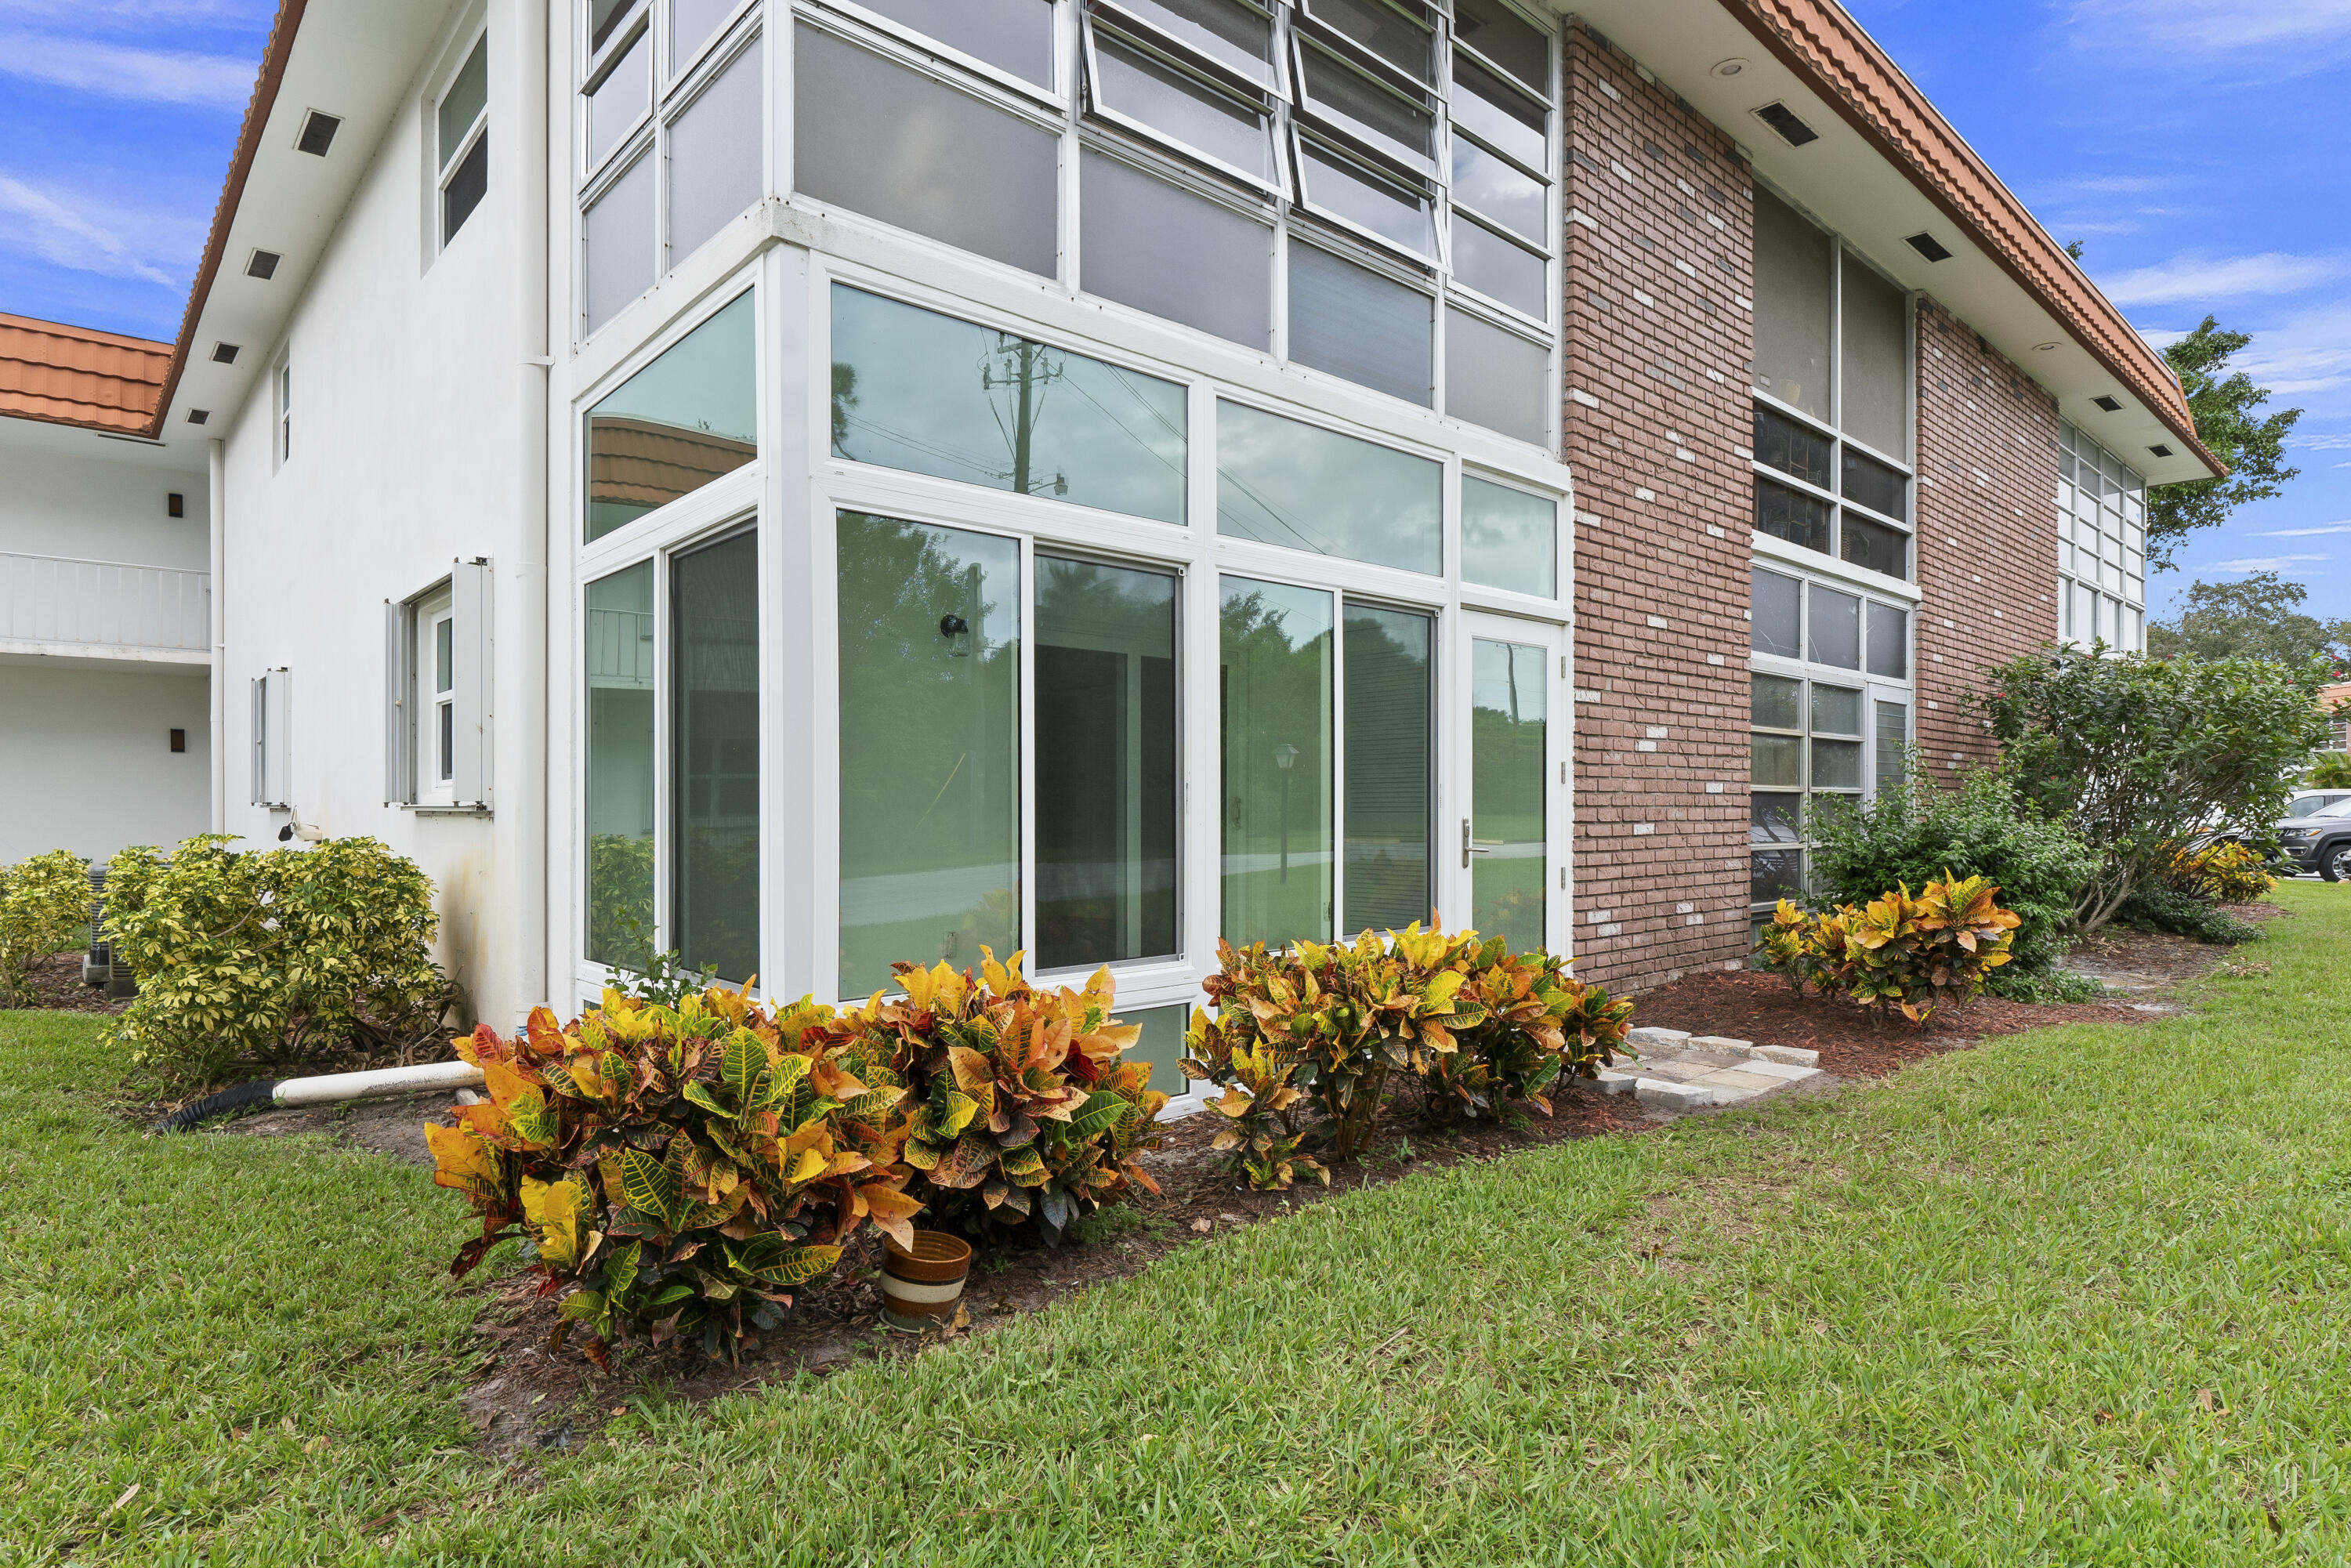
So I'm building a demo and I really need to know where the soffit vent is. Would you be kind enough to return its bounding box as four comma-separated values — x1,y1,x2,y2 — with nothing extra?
246,249,281,280
2092,395,2123,413
211,342,241,364
1751,102,1819,147
1904,231,1952,263
187,409,211,425
296,110,342,157
2148,444,2174,458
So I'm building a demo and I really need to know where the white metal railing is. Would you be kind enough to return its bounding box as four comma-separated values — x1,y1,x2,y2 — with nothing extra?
0,551,211,654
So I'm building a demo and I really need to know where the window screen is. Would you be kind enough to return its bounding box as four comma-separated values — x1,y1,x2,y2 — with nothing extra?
583,151,655,333
1288,242,1433,406
1080,150,1273,349
1445,306,1549,445
1751,189,1831,420
666,43,762,263
1839,255,1908,458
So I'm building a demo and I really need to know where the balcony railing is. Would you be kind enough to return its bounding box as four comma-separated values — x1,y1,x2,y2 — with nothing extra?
0,551,211,657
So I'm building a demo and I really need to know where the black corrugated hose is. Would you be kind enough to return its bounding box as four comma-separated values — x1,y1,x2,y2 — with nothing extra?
151,1080,282,1134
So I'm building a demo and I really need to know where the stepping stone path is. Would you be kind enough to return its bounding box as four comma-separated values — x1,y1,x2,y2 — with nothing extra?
1599,1027,1825,1110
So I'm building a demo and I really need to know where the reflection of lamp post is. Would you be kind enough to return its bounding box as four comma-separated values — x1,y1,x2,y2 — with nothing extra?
1273,741,1299,883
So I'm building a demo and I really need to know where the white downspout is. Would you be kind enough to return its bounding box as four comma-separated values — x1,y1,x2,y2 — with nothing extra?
516,0,552,1023
208,436,226,831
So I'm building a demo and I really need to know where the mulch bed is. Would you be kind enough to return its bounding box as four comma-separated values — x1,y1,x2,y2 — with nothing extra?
6,951,128,1016
100,916,2263,1454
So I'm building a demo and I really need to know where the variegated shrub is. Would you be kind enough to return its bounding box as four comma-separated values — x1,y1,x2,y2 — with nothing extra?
828,950,1170,1245
428,984,918,1364
1183,924,1631,1188
1761,871,2022,1024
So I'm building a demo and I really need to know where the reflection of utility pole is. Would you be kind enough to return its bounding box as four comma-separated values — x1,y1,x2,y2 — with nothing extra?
1273,741,1299,883
984,337,1069,500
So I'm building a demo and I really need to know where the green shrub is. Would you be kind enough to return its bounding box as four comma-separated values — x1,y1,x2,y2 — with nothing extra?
0,849,89,1007
1759,873,2021,1024
2161,839,2277,904
2113,883,2262,945
104,835,452,1085
827,952,1172,1246
1181,925,1631,1190
1805,763,2096,998
429,986,922,1365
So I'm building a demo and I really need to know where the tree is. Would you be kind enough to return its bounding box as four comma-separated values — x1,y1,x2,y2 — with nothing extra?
2146,318,2302,570
2146,571,2351,667
1980,649,2328,931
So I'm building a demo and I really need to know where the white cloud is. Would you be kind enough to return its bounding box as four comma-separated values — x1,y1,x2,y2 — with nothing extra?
2099,252,2349,307
2299,432,2351,451
0,173,192,286
2254,523,2351,538
2213,555,2330,571
2238,305,2351,401
2068,0,2351,54
0,29,254,107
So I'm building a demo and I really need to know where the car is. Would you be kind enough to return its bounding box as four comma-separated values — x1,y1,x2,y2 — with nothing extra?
2277,796,2351,881
2286,790,2351,820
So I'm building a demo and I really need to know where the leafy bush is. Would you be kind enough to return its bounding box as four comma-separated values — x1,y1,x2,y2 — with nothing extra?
2305,752,2351,789
828,951,1170,1245
104,835,452,1085
1981,649,2328,930
1759,873,2021,1024
0,849,89,1007
1806,762,2096,999
1180,925,1631,1190
2112,883,2262,945
429,986,921,1366
2162,839,2277,904
586,833,656,975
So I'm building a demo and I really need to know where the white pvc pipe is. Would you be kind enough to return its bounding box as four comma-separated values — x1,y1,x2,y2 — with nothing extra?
272,1059,486,1107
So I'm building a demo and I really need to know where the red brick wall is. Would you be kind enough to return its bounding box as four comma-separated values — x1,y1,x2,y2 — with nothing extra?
1560,23,1755,991
1911,299,2061,773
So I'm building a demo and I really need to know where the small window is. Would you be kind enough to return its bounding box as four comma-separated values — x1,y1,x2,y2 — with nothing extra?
1215,398,1441,574
1287,241,1433,405
1805,582,1860,670
1755,405,1833,490
1089,24,1282,190
1451,0,1547,90
586,22,650,170
274,359,292,465
1293,134,1436,259
1755,476,1831,554
252,668,292,808
1079,148,1274,349
1864,601,1908,679
438,32,491,244
1107,0,1279,91
385,564,493,809
1451,210,1545,317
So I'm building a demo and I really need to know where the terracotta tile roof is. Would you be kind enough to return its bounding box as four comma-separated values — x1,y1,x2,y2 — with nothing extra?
1716,0,2221,476
0,313,172,435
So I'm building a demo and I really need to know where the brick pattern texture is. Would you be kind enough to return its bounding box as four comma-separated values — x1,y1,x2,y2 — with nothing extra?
1910,299,2060,771
1559,23,1756,991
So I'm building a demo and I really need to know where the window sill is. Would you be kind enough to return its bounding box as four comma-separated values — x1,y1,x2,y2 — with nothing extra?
396,801,493,817
1750,531,1923,603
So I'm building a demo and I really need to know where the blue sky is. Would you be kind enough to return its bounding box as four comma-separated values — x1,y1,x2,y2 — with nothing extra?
4,0,2347,617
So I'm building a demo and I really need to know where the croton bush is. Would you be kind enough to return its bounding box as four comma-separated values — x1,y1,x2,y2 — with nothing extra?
1180,924,1632,1190
2161,839,2277,905
1759,872,2021,1024
430,952,1168,1363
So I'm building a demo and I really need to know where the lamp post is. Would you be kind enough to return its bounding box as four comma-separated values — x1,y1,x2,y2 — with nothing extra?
1272,741,1299,884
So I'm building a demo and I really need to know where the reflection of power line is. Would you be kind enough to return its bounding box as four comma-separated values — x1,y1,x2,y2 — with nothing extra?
1217,462,1340,556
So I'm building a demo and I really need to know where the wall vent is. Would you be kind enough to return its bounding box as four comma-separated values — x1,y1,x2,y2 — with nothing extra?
1751,102,1819,147
296,110,342,157
2092,395,2123,413
246,249,281,280
211,342,241,364
187,409,211,425
2148,443,2174,458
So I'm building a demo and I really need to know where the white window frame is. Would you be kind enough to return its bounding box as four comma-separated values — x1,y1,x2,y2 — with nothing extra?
2056,421,2146,654
434,26,491,252
384,563,494,812
251,668,292,809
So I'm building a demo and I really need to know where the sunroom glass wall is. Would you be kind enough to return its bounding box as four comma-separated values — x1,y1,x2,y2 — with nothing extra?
672,530,761,983
586,562,657,973
836,512,1022,997
1220,578,1334,950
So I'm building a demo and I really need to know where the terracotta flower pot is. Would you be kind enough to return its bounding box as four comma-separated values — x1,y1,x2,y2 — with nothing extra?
881,1229,972,1329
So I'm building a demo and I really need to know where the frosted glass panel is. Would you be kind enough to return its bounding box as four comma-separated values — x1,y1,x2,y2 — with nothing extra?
1752,188,1831,419
666,43,763,264
1446,307,1549,446
794,26,1056,277
1343,603,1432,936
830,285,1187,523
837,513,1020,996
582,151,654,333
1220,578,1334,950
588,28,650,168
1081,150,1273,349
1453,214,1547,317
859,0,1055,85
1288,244,1433,405
1840,255,1908,458
1462,476,1556,596
586,563,656,972
1217,399,1441,573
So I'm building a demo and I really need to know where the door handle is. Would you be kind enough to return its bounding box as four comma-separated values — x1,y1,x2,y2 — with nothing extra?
1462,818,1471,869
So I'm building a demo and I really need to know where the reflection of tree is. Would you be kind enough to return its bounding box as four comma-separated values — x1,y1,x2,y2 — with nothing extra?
587,832,654,974
830,362,857,451
838,513,1019,991
1343,608,1433,934
1220,586,1331,948
1472,643,1547,951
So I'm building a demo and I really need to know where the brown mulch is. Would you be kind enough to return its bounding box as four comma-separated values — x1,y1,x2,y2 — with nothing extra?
7,951,129,1016
160,916,2259,1454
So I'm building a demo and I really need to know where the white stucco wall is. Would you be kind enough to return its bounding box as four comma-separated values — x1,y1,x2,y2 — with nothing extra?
0,418,210,570
0,658,211,864
212,0,547,1030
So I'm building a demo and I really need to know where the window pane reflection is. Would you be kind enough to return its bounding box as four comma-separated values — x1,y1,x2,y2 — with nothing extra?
586,563,656,972
1461,476,1555,595
1080,150,1273,349
831,285,1189,523
588,28,649,168
1220,578,1333,950
1344,603,1432,935
673,531,760,983
1036,556,1178,969
1470,637,1545,952
1806,583,1860,668
585,291,755,541
838,513,1021,997
1751,567,1801,658
1216,398,1440,572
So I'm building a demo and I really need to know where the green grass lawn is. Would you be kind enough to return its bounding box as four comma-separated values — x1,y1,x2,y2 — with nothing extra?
7,884,2351,1566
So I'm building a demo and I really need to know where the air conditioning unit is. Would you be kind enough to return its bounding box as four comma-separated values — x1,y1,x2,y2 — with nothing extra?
81,867,138,1001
